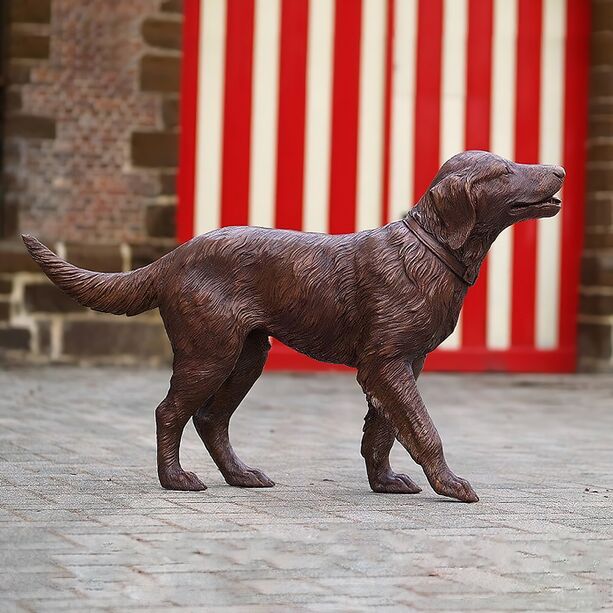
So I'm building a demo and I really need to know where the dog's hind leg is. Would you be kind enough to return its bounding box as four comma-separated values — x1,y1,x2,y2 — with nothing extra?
357,358,478,503
192,330,274,488
360,357,425,494
156,341,243,491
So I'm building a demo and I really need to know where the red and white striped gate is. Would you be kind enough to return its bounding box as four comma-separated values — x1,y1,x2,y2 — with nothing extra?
177,0,590,372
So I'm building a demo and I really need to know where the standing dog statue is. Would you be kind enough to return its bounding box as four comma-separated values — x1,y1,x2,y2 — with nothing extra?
23,151,564,502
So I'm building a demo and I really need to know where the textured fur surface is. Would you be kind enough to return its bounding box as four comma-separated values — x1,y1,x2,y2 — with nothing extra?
23,151,565,502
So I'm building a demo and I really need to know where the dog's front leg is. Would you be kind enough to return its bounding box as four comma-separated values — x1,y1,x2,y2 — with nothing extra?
361,401,422,494
357,359,478,503
360,356,425,494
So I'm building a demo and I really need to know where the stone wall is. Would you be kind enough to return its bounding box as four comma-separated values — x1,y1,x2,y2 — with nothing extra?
0,239,171,364
579,0,613,372
0,0,181,364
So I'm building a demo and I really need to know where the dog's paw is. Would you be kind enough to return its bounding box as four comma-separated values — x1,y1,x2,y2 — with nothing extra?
429,469,478,503
370,471,422,494
225,467,275,488
159,468,207,491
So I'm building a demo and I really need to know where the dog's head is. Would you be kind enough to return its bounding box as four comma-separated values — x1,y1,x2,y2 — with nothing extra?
415,150,564,250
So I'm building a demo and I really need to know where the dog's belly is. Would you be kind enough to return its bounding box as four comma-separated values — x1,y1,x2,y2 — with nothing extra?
267,323,356,367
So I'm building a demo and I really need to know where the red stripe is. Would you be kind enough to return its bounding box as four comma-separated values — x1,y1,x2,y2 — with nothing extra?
275,0,309,230
559,0,590,352
328,0,362,234
177,0,200,242
413,0,443,201
220,0,255,227
462,0,493,347
380,0,395,225
511,0,542,347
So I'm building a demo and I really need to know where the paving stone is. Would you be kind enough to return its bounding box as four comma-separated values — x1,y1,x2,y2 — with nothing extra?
0,368,611,610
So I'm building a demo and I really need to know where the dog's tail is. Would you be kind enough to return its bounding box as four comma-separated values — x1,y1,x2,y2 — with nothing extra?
21,234,162,316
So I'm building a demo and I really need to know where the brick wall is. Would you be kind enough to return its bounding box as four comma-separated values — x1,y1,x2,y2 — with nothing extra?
1,0,612,370
0,0,180,364
579,0,613,372
2,0,181,243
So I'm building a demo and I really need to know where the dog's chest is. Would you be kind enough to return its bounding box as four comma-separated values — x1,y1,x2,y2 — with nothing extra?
399,275,465,355
428,284,464,348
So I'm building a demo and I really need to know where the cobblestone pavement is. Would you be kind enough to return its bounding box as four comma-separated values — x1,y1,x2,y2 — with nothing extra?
0,367,611,611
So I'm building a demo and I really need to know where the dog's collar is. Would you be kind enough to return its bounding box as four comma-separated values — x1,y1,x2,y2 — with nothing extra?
402,212,477,286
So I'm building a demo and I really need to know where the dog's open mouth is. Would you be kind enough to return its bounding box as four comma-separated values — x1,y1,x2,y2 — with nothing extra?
513,196,561,209
511,196,561,217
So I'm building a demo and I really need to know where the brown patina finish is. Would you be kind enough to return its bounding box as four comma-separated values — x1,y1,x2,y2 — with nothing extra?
23,151,564,502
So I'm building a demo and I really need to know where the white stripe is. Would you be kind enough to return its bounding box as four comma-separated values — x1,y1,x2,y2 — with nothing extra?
536,0,566,349
303,0,335,233
487,0,518,349
194,0,226,235
356,0,387,231
389,0,418,221
248,0,281,228
439,0,468,350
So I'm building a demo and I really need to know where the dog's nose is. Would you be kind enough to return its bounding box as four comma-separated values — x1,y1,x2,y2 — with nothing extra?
552,166,566,179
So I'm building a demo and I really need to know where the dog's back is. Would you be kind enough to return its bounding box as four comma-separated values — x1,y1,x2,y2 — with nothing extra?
160,225,377,365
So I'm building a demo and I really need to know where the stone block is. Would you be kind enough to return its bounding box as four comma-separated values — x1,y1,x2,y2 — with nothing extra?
9,0,51,23
146,204,176,239
585,197,613,227
9,32,49,60
589,142,613,163
584,231,613,249
589,98,613,119
140,55,181,93
0,280,13,294
142,18,182,50
578,322,612,360
24,283,84,313
130,244,175,269
0,241,42,273
590,67,613,98
131,132,178,168
589,115,613,139
587,166,613,193
581,253,613,287
0,303,10,321
590,31,613,67
64,243,123,273
5,115,56,139
0,327,31,350
7,63,31,84
580,292,613,316
592,0,613,33
63,321,170,358
161,0,183,13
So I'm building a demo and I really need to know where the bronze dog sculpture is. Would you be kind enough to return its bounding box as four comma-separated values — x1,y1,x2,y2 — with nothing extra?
23,151,564,502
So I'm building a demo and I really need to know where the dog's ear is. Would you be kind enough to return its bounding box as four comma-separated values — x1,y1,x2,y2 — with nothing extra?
429,174,476,250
